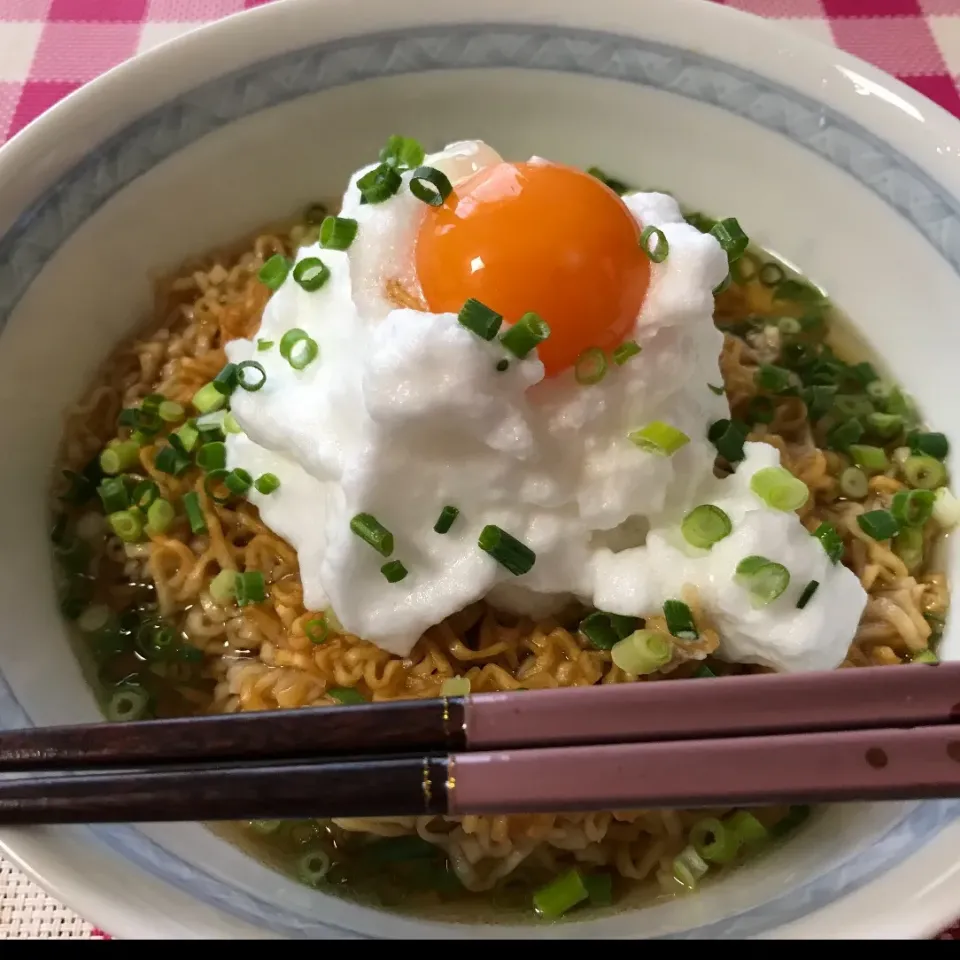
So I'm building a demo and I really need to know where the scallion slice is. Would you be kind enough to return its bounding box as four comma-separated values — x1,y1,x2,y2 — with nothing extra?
209,568,236,603
478,524,536,576
893,525,924,572
903,455,946,490
709,418,749,464
97,477,129,513
663,599,698,640
734,556,790,605
750,466,809,512
500,312,550,359
891,488,935,527
907,430,949,460
826,418,863,451
196,442,227,472
457,299,502,341
132,480,160,510
850,444,888,474
203,469,232,504
586,167,631,195
225,468,252,496
108,509,143,544
681,504,732,550
533,869,589,920
610,630,672,676
254,473,280,495
755,364,792,394
813,521,844,564
640,226,669,263
725,811,769,846
710,218,748,263
409,166,453,206
866,411,904,440
856,509,900,541
182,491,207,534
158,400,184,423
145,498,174,535
236,360,267,392
99,440,140,475
319,215,359,251
440,676,471,697
257,339,274,352
611,340,641,366
328,686,366,705
796,580,820,610
839,466,868,500
629,421,690,457
154,445,191,477
105,685,151,723
913,648,940,665
690,817,739,865
574,347,607,385
381,560,408,583
433,505,459,534
379,135,425,170
305,617,329,644
235,570,266,606
579,611,639,651
192,381,226,414
350,513,394,557
293,257,330,292
279,328,319,370
672,846,709,892
173,421,199,454
356,163,402,204
259,254,291,291
758,262,786,287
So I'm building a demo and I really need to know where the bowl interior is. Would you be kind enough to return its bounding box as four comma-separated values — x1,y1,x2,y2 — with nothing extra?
0,15,959,939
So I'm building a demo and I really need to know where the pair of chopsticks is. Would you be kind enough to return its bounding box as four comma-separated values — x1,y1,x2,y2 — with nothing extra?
0,663,959,824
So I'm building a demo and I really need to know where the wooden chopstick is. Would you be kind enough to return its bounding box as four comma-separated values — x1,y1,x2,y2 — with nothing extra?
0,662,957,772
0,723,958,825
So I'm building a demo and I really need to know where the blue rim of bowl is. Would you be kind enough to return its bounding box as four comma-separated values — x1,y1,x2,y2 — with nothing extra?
1,22,959,939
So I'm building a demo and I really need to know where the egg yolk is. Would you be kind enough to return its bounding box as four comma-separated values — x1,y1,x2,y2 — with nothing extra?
415,161,651,377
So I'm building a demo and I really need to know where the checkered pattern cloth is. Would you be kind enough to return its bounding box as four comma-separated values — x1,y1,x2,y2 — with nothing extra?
0,0,959,940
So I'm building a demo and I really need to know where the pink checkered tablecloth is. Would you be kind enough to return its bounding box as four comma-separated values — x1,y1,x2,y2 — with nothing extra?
0,0,959,941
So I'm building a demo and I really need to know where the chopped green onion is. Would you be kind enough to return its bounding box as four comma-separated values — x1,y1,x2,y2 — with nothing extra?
755,364,793,394
893,525,923,572
856,509,900,541
750,466,809,512
709,418,749,464
681,504,732,549
582,873,613,907
612,340,642,365
154,445,191,477
108,510,143,543
236,360,267,392
350,513,394,557
357,163,402,204
158,401,184,423
725,810,769,845
533,869,589,919
235,570,266,607
579,611,639,650
457,299,502,341
663,599,698,640
99,440,140,475
908,431,949,460
224,412,243,434
182,491,207,534
690,817,739,864
629,421,690,457
258,254,291,291
225,468,252,496
195,410,226,440
913,648,940,665
319,215,359,251
279,328,319,370
440,676,471,697
610,629,672,675
734,556,790,605
196,442,227,472
885,386,915,419
131,480,159,510
379,135,425,171
305,617,329,644
257,339,274,352
145,498,174,535
76,604,115,638
709,218,748,263
587,167,631,195
209,568,236,603
803,384,838,420
891,489,935,527
328,686,366,705
192,381,226,414
777,316,802,336
866,411,904,440
254,473,280,495
172,421,199,454
672,846,709,892
707,383,725,396
296,850,332,888
433,505,459,534
212,364,239,398
293,257,330,292
97,477,129,513
105,685,151,722
758,262,786,287
867,379,893,402
827,418,864,452
409,166,453,206
796,580,820,610
774,278,824,303
203,469,232,504
478,524,536,576
694,664,717,679
500,312,550,359
640,225,669,263
934,487,960,529
381,560,408,583
813,521,844,564
574,347,608,385
833,394,873,421
903,455,947,490
839,466,869,500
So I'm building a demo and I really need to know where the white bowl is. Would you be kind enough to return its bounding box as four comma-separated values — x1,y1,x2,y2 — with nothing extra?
1,0,959,940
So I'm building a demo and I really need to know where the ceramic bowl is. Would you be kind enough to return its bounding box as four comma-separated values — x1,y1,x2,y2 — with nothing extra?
1,0,959,940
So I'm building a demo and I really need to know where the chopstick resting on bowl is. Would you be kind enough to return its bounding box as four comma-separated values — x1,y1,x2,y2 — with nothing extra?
0,663,958,824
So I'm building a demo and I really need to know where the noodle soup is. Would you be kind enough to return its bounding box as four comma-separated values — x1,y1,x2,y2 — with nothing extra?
49,154,951,922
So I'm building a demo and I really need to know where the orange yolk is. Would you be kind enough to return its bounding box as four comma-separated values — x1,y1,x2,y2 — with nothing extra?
415,161,651,377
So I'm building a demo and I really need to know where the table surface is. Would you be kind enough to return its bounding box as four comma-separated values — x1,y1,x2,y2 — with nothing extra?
1,0,959,940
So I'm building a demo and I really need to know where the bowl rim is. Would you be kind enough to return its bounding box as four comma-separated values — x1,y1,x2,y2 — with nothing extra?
1,0,960,940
